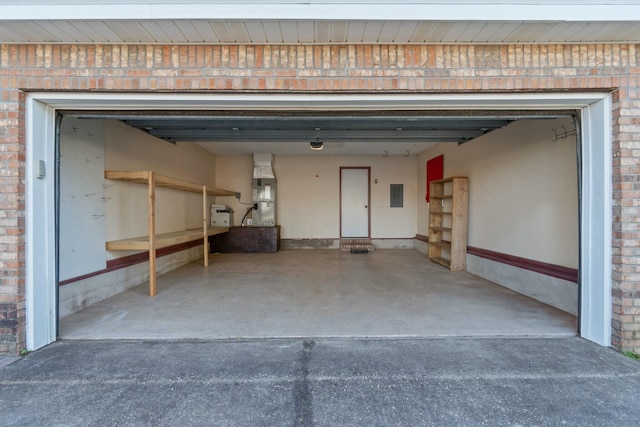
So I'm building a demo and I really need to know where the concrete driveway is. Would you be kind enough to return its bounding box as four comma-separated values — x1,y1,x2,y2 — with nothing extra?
1,337,639,426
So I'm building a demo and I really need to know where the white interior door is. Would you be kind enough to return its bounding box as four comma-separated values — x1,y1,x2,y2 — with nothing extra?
341,168,370,237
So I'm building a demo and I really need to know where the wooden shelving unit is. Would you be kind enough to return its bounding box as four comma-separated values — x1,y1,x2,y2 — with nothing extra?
105,170,236,296
105,228,229,251
428,176,469,271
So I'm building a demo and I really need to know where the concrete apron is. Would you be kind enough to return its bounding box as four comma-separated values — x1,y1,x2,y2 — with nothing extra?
59,249,576,340
1,338,639,426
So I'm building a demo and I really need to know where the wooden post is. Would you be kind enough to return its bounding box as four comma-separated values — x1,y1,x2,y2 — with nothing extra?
203,186,209,267
148,172,157,296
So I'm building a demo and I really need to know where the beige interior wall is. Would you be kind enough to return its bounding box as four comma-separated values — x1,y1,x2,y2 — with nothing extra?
273,155,417,239
214,155,254,226
417,117,578,268
103,120,219,259
103,116,576,265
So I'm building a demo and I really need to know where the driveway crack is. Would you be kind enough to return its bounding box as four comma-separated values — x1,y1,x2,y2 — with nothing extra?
293,339,315,427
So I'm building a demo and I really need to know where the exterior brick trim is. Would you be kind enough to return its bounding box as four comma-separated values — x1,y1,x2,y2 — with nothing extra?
1,42,639,353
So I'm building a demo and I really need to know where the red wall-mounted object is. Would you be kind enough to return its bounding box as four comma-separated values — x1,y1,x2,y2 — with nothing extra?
426,154,444,202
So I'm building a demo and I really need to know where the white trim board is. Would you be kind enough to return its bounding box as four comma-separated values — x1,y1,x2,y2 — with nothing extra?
25,92,612,349
3,2,640,22
37,92,609,110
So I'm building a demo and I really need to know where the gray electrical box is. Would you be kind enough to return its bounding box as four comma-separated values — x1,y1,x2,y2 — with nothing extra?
390,184,403,208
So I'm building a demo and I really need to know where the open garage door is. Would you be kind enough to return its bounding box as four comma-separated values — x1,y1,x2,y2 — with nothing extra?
25,93,611,350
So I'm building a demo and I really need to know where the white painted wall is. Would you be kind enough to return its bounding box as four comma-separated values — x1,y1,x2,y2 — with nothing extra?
214,155,254,225
59,117,106,281
214,154,419,238
103,120,220,260
60,119,221,316
273,155,417,239
104,120,217,184
418,117,579,268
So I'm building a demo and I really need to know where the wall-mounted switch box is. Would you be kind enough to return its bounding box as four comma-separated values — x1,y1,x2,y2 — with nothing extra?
36,160,46,179
390,184,403,208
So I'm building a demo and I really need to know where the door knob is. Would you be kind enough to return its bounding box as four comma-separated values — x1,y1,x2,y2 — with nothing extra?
365,205,368,208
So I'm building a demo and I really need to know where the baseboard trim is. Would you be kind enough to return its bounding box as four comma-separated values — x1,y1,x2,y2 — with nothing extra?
466,246,578,283
62,240,576,285
280,238,418,249
59,239,202,286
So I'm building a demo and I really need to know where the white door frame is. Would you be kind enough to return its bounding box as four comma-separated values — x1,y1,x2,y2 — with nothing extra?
25,92,612,349
25,99,58,350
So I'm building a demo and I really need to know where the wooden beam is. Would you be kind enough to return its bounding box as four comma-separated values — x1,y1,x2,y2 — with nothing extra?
105,170,149,181
106,228,229,251
105,170,236,197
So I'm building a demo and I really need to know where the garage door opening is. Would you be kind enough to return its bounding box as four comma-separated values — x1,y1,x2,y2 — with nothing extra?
55,109,577,340
24,93,611,350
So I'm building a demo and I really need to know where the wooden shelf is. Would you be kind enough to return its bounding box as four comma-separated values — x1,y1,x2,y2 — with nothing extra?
430,257,451,269
429,227,452,232
429,240,451,249
107,227,229,251
105,170,236,197
428,176,468,271
105,170,237,296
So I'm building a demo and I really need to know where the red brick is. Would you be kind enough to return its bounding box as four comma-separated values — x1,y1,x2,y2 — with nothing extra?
0,41,640,353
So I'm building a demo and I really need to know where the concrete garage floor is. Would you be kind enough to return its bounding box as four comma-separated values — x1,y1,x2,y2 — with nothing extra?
60,250,576,340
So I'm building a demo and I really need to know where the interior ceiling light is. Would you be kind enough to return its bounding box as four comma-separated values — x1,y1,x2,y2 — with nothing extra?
310,138,324,151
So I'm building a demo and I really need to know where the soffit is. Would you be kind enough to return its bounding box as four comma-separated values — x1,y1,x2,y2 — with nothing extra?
1,2,640,44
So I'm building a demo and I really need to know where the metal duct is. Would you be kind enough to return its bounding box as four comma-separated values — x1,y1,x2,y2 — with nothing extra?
253,152,275,179
252,152,276,226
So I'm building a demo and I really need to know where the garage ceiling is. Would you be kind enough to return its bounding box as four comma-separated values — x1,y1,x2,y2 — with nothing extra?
69,112,526,156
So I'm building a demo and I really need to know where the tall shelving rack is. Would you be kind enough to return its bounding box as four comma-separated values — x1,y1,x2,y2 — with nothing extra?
428,176,469,271
105,170,237,296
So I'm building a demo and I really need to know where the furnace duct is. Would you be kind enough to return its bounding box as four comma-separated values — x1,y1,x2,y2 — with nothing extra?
252,152,276,226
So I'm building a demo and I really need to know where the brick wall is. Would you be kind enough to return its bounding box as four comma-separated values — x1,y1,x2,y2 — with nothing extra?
1,43,639,354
